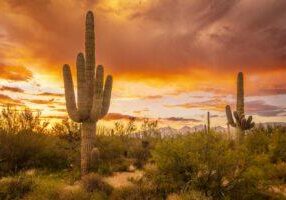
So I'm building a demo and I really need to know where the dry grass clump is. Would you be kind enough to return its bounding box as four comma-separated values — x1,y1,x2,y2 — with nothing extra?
0,175,34,199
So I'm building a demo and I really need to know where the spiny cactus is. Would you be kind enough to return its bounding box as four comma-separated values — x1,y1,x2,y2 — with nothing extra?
225,72,254,142
63,11,113,175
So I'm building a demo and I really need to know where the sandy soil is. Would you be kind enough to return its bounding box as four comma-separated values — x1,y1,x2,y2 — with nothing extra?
103,170,143,188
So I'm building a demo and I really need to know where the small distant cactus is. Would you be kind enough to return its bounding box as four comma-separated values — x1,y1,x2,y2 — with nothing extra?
207,111,210,133
62,11,113,175
225,72,255,142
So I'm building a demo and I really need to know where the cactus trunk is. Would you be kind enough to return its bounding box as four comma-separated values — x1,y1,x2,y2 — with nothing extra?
236,72,245,137
236,127,244,143
81,122,96,175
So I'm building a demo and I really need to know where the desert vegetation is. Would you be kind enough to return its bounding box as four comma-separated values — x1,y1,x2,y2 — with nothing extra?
1,10,286,200
1,106,286,199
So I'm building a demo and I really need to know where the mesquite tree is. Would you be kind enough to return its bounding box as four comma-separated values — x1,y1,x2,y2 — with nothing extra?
225,72,254,142
63,11,113,175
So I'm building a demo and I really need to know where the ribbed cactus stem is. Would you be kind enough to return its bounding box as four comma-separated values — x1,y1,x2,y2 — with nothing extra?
62,11,113,176
85,11,95,112
81,122,96,173
236,72,244,117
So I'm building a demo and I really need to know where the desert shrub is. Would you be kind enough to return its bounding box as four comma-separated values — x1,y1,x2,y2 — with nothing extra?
151,132,272,200
271,131,286,163
0,175,34,200
50,118,81,171
0,107,72,175
81,173,113,195
270,162,286,183
246,130,270,154
19,171,107,200
0,130,69,175
0,107,49,134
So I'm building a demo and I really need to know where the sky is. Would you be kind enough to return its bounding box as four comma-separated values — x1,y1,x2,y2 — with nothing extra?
0,0,286,128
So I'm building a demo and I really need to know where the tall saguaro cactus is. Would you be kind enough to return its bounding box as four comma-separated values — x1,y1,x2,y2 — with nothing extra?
225,72,254,142
62,11,113,175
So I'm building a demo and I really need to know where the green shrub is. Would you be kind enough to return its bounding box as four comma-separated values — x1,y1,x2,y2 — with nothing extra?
270,162,286,183
0,130,69,175
271,131,286,163
246,130,270,154
151,132,272,199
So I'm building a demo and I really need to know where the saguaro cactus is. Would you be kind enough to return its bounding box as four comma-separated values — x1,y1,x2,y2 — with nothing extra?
62,11,113,175
225,72,254,142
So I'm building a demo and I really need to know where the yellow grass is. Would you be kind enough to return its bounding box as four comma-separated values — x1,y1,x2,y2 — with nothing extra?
103,170,143,188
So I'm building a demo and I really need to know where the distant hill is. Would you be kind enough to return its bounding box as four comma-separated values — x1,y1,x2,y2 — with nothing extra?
158,125,227,136
135,122,286,138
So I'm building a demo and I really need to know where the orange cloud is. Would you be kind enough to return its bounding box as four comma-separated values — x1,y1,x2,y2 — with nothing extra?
27,98,55,105
104,113,136,121
165,98,228,111
37,92,64,97
0,94,21,105
0,65,32,81
0,86,24,93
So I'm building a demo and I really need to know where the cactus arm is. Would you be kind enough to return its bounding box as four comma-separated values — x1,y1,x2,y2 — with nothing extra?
100,75,113,118
90,65,104,121
246,115,252,125
63,64,81,122
76,53,89,120
90,147,100,169
237,72,244,116
241,118,246,130
249,122,255,129
85,11,95,111
226,105,236,127
233,111,241,127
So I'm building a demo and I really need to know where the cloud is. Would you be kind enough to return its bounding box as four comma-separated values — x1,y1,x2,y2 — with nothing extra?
141,95,163,100
27,98,55,105
0,94,21,105
127,0,286,72
245,100,286,117
0,86,24,93
37,92,64,97
1,0,286,78
164,117,201,123
104,113,137,121
254,85,286,96
165,97,228,111
41,115,68,120
0,65,32,81
133,108,149,115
